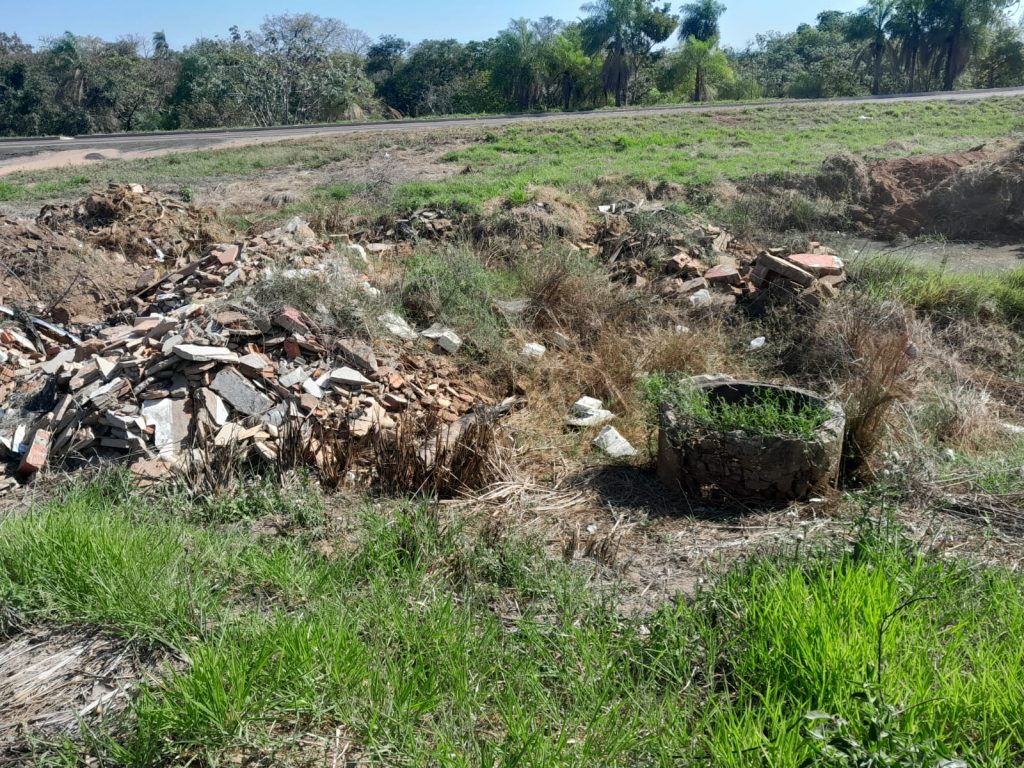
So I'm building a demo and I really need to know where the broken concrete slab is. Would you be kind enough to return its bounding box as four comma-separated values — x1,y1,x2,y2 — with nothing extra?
567,396,615,428
172,344,239,363
337,339,378,374
211,367,273,416
688,289,713,308
521,342,547,360
593,426,636,458
301,377,325,399
379,311,418,341
330,367,371,388
279,367,310,388
199,388,230,426
142,398,190,459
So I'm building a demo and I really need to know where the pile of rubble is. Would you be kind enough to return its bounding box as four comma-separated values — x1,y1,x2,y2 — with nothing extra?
37,183,225,260
607,223,847,313
0,297,491,495
0,193,494,496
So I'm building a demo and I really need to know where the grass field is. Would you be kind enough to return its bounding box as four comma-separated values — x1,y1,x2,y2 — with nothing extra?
1,97,1023,212
3,476,1023,766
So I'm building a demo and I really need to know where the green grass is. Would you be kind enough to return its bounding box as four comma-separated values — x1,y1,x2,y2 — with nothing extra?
2,97,1023,211
400,245,525,360
854,256,1024,329
642,373,832,439
943,436,1024,494
3,476,1024,765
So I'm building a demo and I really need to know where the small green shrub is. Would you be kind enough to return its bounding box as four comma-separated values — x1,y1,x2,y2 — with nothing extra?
401,246,521,360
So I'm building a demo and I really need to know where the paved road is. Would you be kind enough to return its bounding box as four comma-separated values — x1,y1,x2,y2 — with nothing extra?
2,85,1023,164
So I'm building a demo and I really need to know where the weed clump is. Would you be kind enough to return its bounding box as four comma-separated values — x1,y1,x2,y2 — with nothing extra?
642,374,831,439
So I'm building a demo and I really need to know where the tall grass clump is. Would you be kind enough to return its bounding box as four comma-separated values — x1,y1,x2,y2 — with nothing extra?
401,244,522,362
856,257,1024,329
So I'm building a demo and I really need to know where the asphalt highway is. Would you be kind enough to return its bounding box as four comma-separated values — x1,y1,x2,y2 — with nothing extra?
2,85,1022,164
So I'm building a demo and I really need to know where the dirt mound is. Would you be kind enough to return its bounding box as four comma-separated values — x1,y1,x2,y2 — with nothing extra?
479,186,596,242
37,183,227,260
817,144,1024,240
0,217,144,322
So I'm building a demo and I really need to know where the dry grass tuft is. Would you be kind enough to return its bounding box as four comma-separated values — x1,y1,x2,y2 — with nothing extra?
371,411,505,498
778,295,919,478
912,381,1004,451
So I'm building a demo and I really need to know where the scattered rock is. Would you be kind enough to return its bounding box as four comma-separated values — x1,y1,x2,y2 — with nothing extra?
521,342,546,360
379,311,418,341
688,289,713,308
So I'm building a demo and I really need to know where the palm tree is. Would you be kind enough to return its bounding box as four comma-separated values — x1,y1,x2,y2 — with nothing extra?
46,33,87,106
927,0,1012,91
850,0,896,95
152,31,170,60
678,0,726,42
581,0,677,106
887,0,930,91
678,0,726,101
492,19,544,109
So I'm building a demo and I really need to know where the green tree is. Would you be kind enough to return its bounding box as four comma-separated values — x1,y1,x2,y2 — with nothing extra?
677,0,727,101
366,35,408,80
849,0,896,95
660,36,733,100
928,0,1013,90
546,24,602,109
887,0,932,91
678,0,726,41
491,18,547,109
580,0,678,106
970,19,1024,87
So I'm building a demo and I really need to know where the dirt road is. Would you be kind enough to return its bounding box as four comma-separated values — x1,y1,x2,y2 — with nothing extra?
2,86,1024,176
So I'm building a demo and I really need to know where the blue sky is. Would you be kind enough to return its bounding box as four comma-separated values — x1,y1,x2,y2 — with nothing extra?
7,0,865,51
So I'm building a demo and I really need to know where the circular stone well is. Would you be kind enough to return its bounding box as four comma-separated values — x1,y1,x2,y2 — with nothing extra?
656,376,845,503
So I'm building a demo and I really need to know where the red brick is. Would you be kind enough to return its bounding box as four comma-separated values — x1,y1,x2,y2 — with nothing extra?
704,264,741,285
787,253,844,277
213,244,239,265
17,430,51,475
274,307,311,335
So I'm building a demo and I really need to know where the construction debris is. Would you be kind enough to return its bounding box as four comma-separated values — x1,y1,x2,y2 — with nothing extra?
521,342,547,360
0,204,495,496
567,396,615,428
592,426,636,458
598,214,848,313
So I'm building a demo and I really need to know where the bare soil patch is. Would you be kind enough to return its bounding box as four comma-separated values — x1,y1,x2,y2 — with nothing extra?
818,141,1024,241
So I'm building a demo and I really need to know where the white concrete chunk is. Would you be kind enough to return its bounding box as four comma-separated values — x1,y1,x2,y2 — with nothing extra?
593,426,636,458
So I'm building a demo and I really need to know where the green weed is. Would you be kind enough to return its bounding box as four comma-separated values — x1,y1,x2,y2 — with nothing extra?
641,373,831,439
3,479,1024,764
855,257,1024,329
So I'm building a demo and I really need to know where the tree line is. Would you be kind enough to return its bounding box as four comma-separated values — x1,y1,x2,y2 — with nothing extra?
1,0,1021,136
